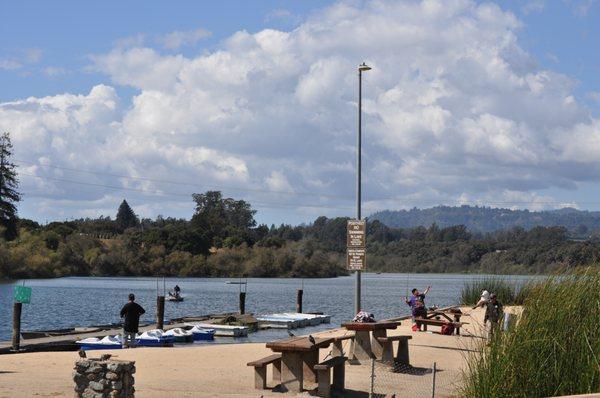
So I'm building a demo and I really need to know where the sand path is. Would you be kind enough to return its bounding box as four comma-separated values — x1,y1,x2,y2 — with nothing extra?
0,306,507,397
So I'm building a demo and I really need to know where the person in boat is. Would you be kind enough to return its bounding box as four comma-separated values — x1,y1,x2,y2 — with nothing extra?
174,284,181,298
405,286,431,329
120,293,145,348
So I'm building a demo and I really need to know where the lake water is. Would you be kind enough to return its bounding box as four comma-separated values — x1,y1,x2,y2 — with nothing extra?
0,273,537,342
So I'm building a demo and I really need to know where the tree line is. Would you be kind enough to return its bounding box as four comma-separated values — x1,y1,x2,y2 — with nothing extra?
2,200,600,279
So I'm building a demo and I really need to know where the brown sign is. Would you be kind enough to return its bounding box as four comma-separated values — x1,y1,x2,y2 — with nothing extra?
347,219,366,248
347,248,366,270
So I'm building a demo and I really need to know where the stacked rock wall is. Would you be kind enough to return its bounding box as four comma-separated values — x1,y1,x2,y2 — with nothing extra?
73,358,135,398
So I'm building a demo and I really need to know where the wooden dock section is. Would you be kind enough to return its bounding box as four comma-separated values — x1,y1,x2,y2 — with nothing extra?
0,312,258,354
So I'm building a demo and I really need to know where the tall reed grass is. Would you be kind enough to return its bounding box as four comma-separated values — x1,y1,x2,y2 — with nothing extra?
461,269,600,397
460,278,517,305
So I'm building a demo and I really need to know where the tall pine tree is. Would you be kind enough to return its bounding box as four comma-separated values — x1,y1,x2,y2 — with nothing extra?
116,199,139,231
0,132,20,240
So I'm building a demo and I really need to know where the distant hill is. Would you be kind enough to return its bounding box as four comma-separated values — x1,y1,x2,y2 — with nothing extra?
370,205,600,234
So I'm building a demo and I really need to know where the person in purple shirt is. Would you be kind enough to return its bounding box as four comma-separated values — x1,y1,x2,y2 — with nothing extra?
405,286,431,325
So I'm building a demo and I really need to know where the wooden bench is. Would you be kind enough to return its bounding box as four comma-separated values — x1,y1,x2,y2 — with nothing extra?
375,335,411,364
247,353,282,389
331,334,354,357
314,356,347,398
415,319,465,335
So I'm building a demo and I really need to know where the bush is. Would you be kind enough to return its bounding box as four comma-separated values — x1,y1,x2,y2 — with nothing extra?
461,269,600,397
460,277,516,305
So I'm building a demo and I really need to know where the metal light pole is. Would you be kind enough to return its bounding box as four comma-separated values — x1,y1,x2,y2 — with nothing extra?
355,62,371,315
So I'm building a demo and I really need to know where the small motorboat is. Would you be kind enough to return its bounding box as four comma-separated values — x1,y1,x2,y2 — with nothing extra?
76,335,122,350
190,326,216,341
167,293,184,302
162,328,194,343
136,329,174,347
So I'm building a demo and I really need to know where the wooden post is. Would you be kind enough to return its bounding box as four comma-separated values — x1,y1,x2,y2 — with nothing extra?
296,289,303,313
12,302,22,351
239,292,246,314
156,296,165,330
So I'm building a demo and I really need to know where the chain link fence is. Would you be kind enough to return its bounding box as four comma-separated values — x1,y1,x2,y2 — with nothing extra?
369,359,462,398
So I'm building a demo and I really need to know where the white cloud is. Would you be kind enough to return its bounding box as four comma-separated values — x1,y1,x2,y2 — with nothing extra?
521,0,546,14
156,28,211,50
3,0,600,223
0,48,43,71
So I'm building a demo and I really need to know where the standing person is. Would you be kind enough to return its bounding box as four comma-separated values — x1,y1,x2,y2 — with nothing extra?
405,286,431,330
174,284,181,298
484,293,503,339
120,293,145,348
472,290,490,309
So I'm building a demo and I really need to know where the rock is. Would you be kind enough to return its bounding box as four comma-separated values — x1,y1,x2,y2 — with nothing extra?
88,380,106,392
82,388,104,398
108,391,121,398
105,372,119,381
75,361,90,371
86,363,103,374
107,363,123,372
111,381,122,390
86,373,97,381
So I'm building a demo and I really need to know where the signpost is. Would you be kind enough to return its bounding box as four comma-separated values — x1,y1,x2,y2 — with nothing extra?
12,285,32,351
347,219,366,271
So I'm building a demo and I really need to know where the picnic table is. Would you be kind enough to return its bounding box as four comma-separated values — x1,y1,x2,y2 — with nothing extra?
426,309,463,323
417,309,466,335
265,336,334,393
341,322,400,362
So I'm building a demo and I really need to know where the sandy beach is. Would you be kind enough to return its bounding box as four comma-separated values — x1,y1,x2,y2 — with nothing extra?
0,306,509,397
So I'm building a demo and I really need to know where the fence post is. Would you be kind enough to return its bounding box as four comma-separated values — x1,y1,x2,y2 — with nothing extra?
369,357,375,398
431,361,437,398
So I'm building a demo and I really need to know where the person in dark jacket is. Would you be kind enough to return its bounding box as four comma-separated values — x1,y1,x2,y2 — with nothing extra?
120,293,145,348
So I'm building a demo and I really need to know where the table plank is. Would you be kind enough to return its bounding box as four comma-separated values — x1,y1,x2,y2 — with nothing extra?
341,322,399,331
266,336,334,352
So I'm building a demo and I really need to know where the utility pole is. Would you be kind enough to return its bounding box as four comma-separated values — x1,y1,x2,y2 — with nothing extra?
355,62,371,315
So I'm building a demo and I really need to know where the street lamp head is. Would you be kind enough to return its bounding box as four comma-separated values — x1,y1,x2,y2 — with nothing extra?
358,62,372,72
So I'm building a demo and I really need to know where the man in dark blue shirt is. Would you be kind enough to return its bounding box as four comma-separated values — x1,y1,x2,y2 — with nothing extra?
120,293,145,348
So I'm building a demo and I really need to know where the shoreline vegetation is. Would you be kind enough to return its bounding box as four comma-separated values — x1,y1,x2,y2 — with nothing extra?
461,268,600,397
2,191,600,280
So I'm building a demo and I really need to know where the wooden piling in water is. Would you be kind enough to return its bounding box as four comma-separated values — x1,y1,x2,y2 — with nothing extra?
156,296,165,330
12,302,22,351
239,292,246,314
296,289,303,313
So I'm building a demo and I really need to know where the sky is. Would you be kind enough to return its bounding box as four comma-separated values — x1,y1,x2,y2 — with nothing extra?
0,0,599,226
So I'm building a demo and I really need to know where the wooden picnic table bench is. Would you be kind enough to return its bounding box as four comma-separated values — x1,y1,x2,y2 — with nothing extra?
264,336,334,393
330,334,354,357
375,335,412,364
415,318,466,335
314,356,347,398
247,353,281,389
341,322,400,363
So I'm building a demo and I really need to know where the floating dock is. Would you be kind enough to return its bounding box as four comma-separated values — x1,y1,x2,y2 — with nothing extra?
185,323,248,337
256,312,331,329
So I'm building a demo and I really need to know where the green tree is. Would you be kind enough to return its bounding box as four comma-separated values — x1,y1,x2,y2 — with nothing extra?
0,132,21,240
191,191,256,247
116,199,139,231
